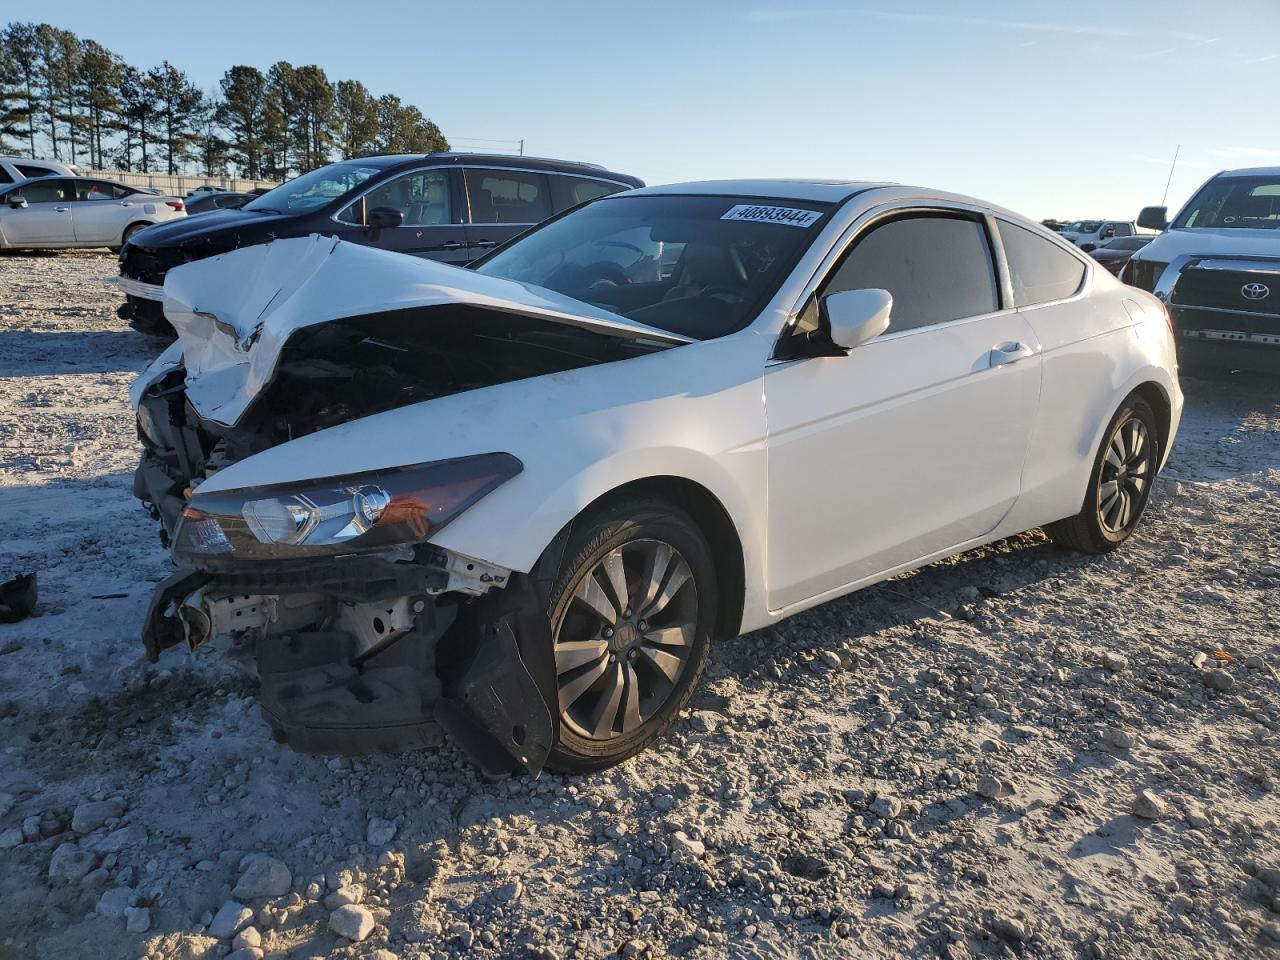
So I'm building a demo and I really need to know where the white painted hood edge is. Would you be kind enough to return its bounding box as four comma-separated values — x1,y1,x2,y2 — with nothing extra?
152,234,692,427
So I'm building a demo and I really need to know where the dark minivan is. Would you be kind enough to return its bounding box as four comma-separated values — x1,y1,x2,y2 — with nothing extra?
118,152,643,331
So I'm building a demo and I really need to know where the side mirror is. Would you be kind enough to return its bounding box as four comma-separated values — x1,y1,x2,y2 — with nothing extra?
821,288,893,351
1137,206,1169,231
367,206,403,229
8,197,27,209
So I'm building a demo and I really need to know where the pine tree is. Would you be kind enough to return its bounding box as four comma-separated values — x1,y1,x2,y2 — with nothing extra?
217,65,267,179
333,79,379,159
147,61,203,174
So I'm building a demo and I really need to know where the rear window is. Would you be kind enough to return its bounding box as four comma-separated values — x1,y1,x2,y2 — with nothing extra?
1000,221,1087,306
16,164,58,179
551,175,626,212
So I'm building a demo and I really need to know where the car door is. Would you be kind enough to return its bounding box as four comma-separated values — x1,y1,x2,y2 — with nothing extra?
462,167,552,258
0,178,74,245
333,168,470,264
70,180,132,245
764,209,1043,612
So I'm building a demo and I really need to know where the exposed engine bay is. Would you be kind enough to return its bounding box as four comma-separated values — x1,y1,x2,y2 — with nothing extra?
134,302,653,776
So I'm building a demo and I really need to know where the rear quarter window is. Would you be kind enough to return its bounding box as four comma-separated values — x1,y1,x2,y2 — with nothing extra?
999,221,1087,307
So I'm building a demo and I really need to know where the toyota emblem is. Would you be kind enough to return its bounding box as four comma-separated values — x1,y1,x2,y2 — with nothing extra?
1241,282,1271,301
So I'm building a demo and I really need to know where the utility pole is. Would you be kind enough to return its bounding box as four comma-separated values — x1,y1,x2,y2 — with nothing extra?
519,139,524,156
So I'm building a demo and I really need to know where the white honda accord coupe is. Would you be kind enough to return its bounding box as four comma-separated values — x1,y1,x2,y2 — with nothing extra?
130,179,1182,776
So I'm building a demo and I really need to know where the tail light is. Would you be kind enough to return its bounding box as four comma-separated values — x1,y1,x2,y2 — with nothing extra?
165,200,184,211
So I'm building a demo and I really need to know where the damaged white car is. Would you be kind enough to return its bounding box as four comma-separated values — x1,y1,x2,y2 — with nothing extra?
131,180,1183,776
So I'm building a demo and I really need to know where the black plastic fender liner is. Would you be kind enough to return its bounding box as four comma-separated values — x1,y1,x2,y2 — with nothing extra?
141,568,211,662
435,574,558,778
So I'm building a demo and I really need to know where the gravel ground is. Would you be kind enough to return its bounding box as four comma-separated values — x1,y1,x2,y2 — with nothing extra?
0,250,1277,960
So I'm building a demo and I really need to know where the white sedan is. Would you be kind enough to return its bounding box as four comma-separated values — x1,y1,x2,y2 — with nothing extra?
130,179,1181,775
0,175,185,251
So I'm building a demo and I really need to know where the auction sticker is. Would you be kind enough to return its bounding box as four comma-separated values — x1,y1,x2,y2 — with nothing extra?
721,204,822,227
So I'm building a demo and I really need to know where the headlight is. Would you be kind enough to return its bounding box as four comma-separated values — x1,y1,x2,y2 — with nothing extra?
172,453,522,561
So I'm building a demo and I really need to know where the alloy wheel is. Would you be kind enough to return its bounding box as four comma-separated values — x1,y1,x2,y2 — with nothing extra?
1098,417,1152,533
553,538,698,741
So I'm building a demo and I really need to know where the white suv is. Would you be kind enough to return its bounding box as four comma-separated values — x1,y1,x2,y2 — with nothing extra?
0,157,77,186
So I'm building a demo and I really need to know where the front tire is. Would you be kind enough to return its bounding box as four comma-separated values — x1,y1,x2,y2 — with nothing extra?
1046,395,1160,554
120,222,150,247
542,498,716,773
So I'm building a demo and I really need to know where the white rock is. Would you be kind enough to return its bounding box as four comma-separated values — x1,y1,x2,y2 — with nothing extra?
871,795,902,820
1101,651,1129,673
96,886,134,919
232,926,262,950
366,817,397,845
1132,789,1168,820
0,826,23,848
1105,727,1135,749
124,906,151,934
329,903,375,942
233,854,291,899
323,884,365,909
208,900,254,939
48,842,97,882
1201,669,1233,692
71,799,126,833
670,830,705,858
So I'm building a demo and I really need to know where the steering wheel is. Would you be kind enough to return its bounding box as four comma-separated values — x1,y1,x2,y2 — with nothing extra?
597,240,645,258
581,260,632,289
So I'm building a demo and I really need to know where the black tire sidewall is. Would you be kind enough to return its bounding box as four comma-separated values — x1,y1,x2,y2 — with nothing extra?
544,499,716,772
1088,397,1159,548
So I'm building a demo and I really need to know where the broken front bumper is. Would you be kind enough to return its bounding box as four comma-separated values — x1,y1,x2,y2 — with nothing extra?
141,555,556,776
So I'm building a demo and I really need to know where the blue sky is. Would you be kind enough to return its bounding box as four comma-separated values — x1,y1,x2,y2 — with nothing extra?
31,0,1280,220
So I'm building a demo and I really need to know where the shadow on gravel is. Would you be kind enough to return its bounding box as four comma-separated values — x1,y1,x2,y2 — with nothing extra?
0,330,158,376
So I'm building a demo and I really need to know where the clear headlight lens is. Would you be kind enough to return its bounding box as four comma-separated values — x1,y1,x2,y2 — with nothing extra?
173,453,521,561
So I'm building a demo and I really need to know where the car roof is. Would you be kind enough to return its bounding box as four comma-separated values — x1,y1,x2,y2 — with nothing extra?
1220,166,1280,178
352,152,643,186
625,179,890,203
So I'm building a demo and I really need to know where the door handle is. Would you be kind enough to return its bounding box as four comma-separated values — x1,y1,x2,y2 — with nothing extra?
472,240,498,249
441,240,466,250
989,341,1035,367
120,201,133,207
54,206,70,212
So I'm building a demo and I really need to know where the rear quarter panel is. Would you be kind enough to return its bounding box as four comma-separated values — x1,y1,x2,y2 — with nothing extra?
999,271,1180,534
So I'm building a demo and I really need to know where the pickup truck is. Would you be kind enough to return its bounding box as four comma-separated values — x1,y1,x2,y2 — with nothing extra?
1059,219,1138,252
1124,166,1280,372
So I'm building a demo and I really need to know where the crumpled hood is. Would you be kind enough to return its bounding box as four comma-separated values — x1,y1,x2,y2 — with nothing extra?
151,235,691,427
1134,227,1280,264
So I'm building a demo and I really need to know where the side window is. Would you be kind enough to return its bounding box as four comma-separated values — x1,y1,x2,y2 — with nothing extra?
14,178,71,203
341,170,451,227
16,165,57,179
0,167,12,184
465,169,551,224
999,221,1087,307
76,181,129,201
821,214,999,333
549,175,624,212
1114,223,1133,237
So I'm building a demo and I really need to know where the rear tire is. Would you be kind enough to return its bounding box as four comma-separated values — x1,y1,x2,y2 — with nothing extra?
1046,395,1159,554
542,498,716,773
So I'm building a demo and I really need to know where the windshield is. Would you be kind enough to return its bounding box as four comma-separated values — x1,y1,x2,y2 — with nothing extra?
1066,220,1102,233
243,162,382,214
474,194,832,340
1174,175,1280,230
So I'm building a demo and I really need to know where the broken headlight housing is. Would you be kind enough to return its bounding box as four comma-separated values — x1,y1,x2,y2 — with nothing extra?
173,453,522,561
